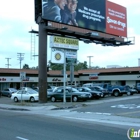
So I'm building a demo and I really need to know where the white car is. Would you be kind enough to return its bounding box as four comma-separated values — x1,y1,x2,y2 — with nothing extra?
11,89,39,102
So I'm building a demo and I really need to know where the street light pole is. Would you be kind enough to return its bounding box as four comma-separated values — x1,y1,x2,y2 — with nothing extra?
87,56,93,69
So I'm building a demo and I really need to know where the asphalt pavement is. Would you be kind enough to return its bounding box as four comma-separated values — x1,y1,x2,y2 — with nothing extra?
0,94,140,128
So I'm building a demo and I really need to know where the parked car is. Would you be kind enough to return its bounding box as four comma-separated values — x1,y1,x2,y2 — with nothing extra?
0,91,1,97
124,85,138,95
32,86,57,92
88,86,110,97
49,86,92,102
19,87,34,91
32,87,39,92
0,88,17,97
98,83,127,97
11,89,39,102
134,83,140,93
76,87,103,99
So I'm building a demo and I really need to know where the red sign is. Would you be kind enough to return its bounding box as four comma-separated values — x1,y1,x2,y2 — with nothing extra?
106,1,127,37
89,74,98,80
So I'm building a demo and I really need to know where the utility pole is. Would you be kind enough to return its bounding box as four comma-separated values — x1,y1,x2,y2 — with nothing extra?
87,56,93,69
17,53,25,69
5,58,11,68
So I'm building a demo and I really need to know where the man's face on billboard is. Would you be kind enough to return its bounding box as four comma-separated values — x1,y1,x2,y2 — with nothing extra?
55,0,67,10
67,0,77,13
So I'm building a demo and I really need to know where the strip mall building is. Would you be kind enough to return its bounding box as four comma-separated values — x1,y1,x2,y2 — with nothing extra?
0,67,140,90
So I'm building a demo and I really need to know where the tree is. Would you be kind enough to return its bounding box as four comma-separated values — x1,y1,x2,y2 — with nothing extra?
74,61,88,71
48,60,88,71
22,64,30,69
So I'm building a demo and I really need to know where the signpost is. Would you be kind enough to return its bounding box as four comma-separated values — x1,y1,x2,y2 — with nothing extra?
50,36,79,104
20,72,26,104
70,63,74,103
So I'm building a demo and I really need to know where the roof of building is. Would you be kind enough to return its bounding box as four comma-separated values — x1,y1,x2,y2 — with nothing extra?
0,67,140,75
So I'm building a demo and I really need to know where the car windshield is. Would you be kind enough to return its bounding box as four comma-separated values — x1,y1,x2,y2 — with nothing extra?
28,89,38,94
71,88,79,92
10,88,17,92
83,87,91,91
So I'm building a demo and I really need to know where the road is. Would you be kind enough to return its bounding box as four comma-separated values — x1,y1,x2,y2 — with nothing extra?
0,110,128,140
73,97,140,118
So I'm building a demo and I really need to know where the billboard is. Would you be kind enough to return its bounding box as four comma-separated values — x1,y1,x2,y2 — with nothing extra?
41,0,127,37
106,1,127,37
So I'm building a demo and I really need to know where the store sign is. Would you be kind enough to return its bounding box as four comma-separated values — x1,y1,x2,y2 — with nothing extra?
66,51,77,64
52,78,61,82
50,36,79,50
0,78,6,81
51,48,64,64
20,72,26,81
89,74,98,80
22,77,30,81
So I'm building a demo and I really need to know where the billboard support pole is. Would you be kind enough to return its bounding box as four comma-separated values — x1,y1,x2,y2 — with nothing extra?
63,49,66,103
38,20,47,103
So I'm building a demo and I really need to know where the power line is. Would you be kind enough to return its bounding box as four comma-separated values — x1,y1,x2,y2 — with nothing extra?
17,53,25,69
5,58,11,68
87,56,93,69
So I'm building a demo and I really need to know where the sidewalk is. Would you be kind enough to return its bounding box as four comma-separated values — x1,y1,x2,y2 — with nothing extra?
0,95,140,128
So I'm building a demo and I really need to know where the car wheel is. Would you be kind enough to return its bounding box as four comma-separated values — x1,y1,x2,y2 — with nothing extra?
114,91,119,97
30,97,35,102
51,96,56,102
14,97,18,102
101,94,104,98
72,96,78,102
127,91,131,96
8,94,11,98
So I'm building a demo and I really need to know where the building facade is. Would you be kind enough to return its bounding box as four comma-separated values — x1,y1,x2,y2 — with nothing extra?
0,67,140,90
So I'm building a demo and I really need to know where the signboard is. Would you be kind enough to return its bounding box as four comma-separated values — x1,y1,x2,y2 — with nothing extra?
50,36,79,50
89,73,98,80
20,72,26,81
106,1,127,37
51,48,64,64
51,48,77,64
66,51,77,64
41,0,127,37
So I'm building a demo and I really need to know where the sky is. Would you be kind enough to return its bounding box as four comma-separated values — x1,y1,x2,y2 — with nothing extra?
0,0,140,69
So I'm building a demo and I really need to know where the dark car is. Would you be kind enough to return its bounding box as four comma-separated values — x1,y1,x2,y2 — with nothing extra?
49,87,92,102
0,91,1,97
76,87,103,99
0,88,17,97
124,85,138,95
88,86,110,97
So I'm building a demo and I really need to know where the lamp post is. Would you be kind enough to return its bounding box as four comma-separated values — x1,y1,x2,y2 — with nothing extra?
87,56,93,69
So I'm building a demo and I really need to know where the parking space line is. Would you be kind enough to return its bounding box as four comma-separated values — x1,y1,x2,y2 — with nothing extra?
117,110,140,115
16,136,29,140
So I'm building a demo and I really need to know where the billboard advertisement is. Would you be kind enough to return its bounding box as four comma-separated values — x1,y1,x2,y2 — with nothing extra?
106,1,127,37
42,0,127,37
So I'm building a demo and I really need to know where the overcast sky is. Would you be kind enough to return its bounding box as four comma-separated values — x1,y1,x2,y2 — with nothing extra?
0,0,140,69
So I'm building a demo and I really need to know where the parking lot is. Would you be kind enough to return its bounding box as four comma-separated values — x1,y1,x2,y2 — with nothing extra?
0,94,140,118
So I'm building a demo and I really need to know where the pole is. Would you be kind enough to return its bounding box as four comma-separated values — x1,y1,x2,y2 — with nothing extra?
87,56,93,68
70,63,74,103
5,58,11,68
63,50,66,103
38,21,47,103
